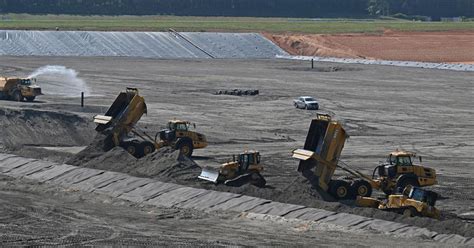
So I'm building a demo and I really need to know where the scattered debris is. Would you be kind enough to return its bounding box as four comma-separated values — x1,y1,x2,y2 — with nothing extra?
215,89,259,96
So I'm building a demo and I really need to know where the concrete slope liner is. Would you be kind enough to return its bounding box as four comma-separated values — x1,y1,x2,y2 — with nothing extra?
0,30,287,59
0,153,472,246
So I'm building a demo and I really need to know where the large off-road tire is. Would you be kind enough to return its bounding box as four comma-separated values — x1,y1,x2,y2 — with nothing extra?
329,180,353,200
25,96,36,102
141,141,156,156
351,180,373,197
396,176,419,191
250,172,266,188
123,141,144,158
11,90,23,102
176,139,193,157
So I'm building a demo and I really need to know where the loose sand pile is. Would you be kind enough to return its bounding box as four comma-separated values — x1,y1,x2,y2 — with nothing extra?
67,134,201,183
65,134,474,237
0,108,94,149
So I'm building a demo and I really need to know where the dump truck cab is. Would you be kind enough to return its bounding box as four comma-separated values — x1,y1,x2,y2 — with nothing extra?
0,77,42,102
198,151,266,188
376,150,437,193
160,119,208,157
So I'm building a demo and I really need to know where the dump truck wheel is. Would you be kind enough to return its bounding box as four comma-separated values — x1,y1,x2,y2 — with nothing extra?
25,96,35,102
250,173,266,188
396,176,419,191
124,141,144,158
329,180,353,200
352,180,373,197
12,90,22,102
177,139,193,157
141,141,156,156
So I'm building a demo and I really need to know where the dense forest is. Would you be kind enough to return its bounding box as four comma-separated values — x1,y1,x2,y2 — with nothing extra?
0,0,472,18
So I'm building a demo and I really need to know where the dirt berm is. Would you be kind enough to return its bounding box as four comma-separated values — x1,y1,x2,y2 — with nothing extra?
67,134,474,238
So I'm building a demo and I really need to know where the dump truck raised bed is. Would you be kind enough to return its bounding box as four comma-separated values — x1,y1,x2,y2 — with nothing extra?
292,114,437,200
0,77,42,102
93,88,207,158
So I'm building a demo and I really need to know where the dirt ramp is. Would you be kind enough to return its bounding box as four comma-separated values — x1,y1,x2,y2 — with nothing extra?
0,108,94,149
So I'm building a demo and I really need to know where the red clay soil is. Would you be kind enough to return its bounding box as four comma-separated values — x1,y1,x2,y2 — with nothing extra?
265,31,474,63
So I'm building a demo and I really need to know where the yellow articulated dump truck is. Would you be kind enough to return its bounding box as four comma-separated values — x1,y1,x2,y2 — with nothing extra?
94,88,207,158
292,114,437,200
0,77,42,102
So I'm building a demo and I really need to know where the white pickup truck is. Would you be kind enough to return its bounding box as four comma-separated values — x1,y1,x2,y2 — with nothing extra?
293,96,319,110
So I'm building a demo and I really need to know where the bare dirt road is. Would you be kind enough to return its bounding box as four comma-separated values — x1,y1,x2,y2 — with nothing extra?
0,56,473,245
266,31,474,63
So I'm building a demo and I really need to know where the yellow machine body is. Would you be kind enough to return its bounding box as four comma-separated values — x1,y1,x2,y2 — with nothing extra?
0,77,42,101
94,88,207,158
199,151,266,187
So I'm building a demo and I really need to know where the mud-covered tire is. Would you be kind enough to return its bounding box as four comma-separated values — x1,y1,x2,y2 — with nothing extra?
123,141,144,158
12,90,23,102
25,96,35,102
250,173,266,188
396,176,419,191
329,180,353,200
141,141,156,156
351,180,373,197
176,139,193,157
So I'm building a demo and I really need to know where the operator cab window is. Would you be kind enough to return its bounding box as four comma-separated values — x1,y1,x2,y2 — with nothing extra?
397,156,412,166
175,123,188,131
304,97,315,102
20,79,31,86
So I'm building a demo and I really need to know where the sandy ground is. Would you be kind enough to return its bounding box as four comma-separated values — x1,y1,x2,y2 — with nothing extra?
0,56,473,243
266,31,474,63
4,174,444,247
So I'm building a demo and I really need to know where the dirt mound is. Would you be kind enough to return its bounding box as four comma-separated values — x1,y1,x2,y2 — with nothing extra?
67,135,201,182
266,31,474,63
0,108,94,149
65,133,474,237
265,33,364,59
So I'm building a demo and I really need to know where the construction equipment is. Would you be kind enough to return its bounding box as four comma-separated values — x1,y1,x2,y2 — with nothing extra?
356,185,440,219
198,151,266,187
0,77,42,102
94,88,207,158
292,114,437,200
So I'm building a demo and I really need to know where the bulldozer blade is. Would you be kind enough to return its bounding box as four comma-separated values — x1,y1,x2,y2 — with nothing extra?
198,167,220,183
292,149,315,161
224,173,253,187
93,115,113,125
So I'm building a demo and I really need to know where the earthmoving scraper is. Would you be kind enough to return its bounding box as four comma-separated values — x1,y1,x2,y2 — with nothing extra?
198,151,266,187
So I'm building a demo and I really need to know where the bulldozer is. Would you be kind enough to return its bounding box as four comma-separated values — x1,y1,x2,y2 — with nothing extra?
356,185,440,219
0,77,42,102
292,114,437,200
198,151,266,188
93,88,207,158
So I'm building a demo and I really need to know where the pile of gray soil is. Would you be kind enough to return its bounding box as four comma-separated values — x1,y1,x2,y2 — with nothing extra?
0,108,94,149
67,134,201,183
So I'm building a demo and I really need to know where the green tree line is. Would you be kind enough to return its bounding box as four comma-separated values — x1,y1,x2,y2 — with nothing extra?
0,0,472,18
